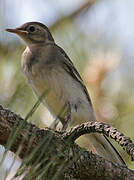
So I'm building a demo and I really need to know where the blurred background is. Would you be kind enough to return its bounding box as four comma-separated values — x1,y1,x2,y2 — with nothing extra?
0,0,134,178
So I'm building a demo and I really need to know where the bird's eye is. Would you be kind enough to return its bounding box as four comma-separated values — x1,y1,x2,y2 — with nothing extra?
28,25,36,33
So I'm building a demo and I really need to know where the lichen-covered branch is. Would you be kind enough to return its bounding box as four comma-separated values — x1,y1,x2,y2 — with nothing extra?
63,121,134,161
0,105,134,179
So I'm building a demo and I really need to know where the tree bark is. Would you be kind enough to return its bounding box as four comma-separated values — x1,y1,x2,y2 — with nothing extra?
0,105,134,179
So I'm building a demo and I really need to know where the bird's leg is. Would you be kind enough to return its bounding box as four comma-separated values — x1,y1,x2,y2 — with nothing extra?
62,103,71,131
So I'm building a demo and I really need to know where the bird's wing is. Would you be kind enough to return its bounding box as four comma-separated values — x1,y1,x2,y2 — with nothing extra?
56,44,92,106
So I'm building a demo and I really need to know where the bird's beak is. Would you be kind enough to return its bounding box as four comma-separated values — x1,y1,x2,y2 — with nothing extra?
5,28,28,35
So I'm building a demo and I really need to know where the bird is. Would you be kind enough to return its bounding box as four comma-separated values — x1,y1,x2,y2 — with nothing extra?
6,22,125,165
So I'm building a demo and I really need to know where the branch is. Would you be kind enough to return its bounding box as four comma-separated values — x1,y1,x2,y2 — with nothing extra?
0,105,134,179
50,0,98,31
63,122,134,161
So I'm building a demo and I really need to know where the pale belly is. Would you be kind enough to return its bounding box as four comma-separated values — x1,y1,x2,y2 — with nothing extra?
23,64,95,127
30,77,95,126
29,74,67,119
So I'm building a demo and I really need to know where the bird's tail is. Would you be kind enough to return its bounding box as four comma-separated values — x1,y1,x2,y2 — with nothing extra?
86,133,125,165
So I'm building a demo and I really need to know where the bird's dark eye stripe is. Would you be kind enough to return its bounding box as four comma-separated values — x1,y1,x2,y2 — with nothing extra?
29,26,36,32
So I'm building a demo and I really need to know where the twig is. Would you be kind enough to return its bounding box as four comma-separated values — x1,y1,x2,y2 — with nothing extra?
63,121,134,161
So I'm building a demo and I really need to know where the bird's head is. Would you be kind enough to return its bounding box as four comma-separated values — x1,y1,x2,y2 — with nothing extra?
6,22,54,46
